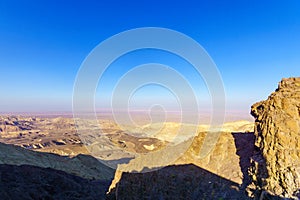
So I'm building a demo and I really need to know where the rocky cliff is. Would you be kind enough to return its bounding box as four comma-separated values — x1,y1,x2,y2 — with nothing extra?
108,130,256,198
250,77,300,198
107,164,250,200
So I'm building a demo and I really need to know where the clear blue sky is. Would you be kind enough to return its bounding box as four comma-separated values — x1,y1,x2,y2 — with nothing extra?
0,0,300,118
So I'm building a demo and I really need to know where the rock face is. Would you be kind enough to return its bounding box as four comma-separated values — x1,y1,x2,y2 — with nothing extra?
177,131,254,185
250,77,300,198
108,164,250,200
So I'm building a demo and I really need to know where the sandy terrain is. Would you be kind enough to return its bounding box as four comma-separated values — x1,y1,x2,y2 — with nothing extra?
0,115,254,179
0,115,256,199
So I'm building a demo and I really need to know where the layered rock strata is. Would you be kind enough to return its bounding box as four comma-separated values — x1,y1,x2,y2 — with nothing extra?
250,77,300,198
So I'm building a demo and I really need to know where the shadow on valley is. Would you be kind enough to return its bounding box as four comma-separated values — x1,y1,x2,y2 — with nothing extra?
106,132,259,200
0,141,115,200
108,163,251,200
107,132,284,200
0,131,286,200
0,164,111,200
232,132,256,190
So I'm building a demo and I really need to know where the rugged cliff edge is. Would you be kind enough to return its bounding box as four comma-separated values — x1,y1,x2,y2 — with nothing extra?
249,77,300,199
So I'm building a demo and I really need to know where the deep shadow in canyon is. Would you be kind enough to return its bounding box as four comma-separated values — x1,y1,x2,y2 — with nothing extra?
0,132,289,199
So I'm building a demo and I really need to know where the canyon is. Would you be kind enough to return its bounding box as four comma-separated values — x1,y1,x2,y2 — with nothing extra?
0,77,299,199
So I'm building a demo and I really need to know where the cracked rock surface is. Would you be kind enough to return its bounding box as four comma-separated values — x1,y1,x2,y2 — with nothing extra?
250,77,300,198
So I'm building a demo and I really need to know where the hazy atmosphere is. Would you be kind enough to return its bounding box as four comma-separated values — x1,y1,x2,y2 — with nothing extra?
1,1,299,120
1,1,300,199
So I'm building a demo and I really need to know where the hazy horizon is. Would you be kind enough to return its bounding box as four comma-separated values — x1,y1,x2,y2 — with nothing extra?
1,1,299,120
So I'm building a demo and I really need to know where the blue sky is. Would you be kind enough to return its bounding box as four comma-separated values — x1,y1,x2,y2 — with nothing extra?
0,0,300,119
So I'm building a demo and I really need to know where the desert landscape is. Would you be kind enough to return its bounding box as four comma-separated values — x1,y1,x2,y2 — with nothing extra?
0,78,299,199
1,1,300,199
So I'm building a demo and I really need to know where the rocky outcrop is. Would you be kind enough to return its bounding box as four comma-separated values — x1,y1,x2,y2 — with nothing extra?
250,77,300,198
177,131,254,185
108,131,256,196
108,164,250,200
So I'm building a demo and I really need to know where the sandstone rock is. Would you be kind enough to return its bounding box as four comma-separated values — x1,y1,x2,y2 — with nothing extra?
108,130,256,196
250,77,300,199
176,131,254,185
108,164,251,200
